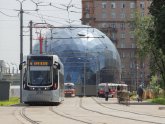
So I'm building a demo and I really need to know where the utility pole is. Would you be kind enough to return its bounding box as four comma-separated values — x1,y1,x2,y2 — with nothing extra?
17,0,36,103
17,0,25,103
20,1,23,103
30,20,33,54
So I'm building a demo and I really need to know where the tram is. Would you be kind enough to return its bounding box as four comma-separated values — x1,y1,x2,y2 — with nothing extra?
64,83,76,97
97,83,128,98
20,54,64,104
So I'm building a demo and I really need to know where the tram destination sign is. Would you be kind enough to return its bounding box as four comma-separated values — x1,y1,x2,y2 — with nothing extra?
29,61,51,66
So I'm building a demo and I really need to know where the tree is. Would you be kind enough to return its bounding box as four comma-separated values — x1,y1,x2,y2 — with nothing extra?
133,13,152,60
149,0,165,55
133,12,165,97
148,0,165,96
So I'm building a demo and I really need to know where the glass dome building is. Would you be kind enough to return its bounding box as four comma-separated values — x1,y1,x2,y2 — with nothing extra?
33,25,121,95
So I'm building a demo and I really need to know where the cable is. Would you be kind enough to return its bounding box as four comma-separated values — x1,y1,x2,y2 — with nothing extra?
0,10,18,17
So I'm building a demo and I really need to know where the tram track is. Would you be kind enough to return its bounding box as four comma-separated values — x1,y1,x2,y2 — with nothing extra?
12,109,24,124
49,104,92,124
19,107,40,124
8,97,165,124
92,97,165,119
79,97,165,124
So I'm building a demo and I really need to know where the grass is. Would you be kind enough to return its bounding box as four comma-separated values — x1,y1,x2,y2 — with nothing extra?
0,97,20,106
149,97,165,105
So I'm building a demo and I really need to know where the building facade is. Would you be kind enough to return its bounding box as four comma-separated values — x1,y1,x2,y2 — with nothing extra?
81,0,151,90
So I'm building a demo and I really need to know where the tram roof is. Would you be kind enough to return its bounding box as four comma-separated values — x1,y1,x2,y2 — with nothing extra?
64,82,75,86
98,83,127,87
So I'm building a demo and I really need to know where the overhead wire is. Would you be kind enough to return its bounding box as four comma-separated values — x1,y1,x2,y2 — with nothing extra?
0,10,18,17
0,0,106,41
24,12,67,25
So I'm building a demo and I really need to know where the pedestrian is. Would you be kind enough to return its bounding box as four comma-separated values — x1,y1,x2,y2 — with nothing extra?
137,85,144,102
117,85,121,98
104,83,109,101
117,85,120,91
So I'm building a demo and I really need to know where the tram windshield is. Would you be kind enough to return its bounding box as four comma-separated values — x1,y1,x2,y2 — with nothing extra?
28,66,52,86
65,85,74,90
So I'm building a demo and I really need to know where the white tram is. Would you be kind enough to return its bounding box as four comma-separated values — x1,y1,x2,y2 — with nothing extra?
20,55,64,105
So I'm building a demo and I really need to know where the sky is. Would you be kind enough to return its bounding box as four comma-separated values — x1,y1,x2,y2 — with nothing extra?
0,0,82,67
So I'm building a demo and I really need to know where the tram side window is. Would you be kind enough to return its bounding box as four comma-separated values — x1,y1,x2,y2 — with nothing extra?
23,69,27,83
59,72,64,89
53,69,58,88
23,69,27,89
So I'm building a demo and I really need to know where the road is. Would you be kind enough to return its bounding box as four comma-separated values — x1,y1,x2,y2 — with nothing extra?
0,97,165,124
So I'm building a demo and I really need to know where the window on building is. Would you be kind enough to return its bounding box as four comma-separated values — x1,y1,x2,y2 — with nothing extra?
120,23,125,30
111,32,115,39
130,2,135,9
121,32,125,39
111,12,116,18
130,52,135,58
130,13,134,18
120,13,125,18
140,2,145,9
120,39,125,48
85,14,89,18
130,32,134,39
131,43,136,48
129,22,135,30
85,3,89,13
121,3,125,8
102,2,107,9
111,23,116,28
111,2,116,9
102,12,107,18
85,7,89,14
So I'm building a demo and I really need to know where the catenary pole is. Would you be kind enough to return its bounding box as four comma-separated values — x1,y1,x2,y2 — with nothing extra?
17,0,25,103
20,2,23,103
30,20,33,54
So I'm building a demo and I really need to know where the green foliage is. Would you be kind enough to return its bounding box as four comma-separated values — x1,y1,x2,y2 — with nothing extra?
148,2,165,91
151,98,165,105
0,97,20,106
133,12,153,60
150,75,160,98
133,10,165,94
149,0,165,55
